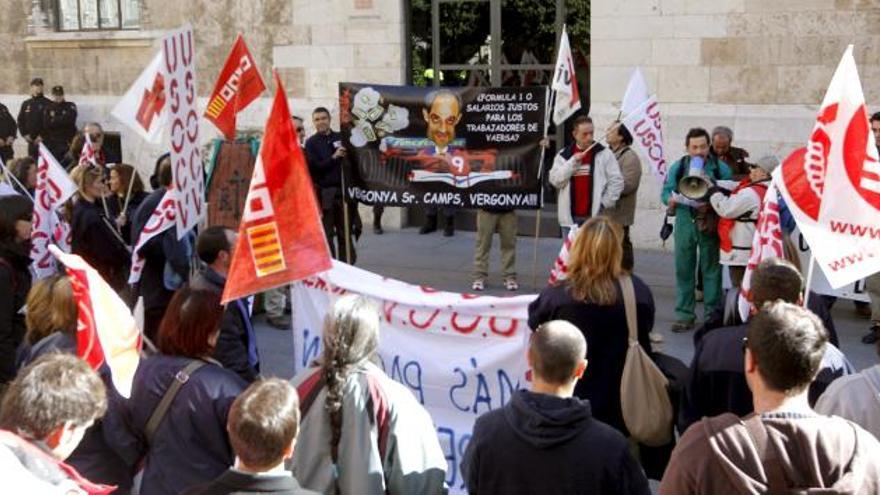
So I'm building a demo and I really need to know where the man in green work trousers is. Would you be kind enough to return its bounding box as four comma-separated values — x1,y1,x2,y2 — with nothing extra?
661,127,732,332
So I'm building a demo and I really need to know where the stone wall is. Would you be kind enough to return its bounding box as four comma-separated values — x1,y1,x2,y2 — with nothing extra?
0,0,406,227
591,0,880,249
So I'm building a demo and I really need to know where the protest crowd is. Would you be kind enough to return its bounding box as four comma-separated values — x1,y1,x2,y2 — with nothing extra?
2,26,880,495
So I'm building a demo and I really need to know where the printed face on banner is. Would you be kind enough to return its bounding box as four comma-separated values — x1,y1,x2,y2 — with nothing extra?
163,25,204,239
339,83,547,209
292,264,531,494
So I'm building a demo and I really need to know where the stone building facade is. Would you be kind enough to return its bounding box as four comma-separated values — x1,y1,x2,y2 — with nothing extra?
2,0,879,243
590,0,880,247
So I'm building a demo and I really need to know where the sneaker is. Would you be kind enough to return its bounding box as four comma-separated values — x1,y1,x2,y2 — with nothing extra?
504,278,519,291
266,315,291,330
861,324,880,344
373,224,384,235
472,279,485,291
671,320,695,333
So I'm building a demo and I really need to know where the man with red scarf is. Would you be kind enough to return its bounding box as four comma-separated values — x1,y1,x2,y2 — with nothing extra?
549,115,624,235
708,155,778,288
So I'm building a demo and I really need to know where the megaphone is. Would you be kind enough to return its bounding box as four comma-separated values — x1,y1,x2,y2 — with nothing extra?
678,156,713,200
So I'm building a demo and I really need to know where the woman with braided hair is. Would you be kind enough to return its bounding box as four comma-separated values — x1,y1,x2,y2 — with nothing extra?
291,295,447,494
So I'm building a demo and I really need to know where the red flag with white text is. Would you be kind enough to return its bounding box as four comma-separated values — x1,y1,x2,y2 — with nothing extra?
204,34,266,140
49,245,142,398
775,45,880,288
221,72,331,304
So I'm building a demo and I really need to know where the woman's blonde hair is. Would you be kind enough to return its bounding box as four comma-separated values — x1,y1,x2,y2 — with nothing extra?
566,216,623,305
75,165,103,198
25,274,77,345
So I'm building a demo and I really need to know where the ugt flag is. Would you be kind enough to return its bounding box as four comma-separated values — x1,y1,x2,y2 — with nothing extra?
204,34,266,140
31,143,77,279
551,25,581,125
222,71,331,304
50,246,142,398
111,51,166,144
775,45,880,288
621,68,668,181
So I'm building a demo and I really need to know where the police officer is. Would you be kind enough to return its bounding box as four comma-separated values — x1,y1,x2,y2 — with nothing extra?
0,101,15,163
43,85,77,161
17,77,50,160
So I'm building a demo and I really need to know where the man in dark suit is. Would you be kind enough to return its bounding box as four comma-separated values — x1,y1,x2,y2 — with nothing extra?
184,379,318,495
17,77,50,159
42,85,77,161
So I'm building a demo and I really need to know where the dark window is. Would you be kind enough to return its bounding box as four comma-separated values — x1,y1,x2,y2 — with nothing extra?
56,0,140,31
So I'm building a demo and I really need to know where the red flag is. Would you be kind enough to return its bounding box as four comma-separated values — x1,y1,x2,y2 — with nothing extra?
204,34,266,140
222,71,331,304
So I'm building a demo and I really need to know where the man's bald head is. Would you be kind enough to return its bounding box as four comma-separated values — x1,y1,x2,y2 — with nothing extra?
529,320,587,385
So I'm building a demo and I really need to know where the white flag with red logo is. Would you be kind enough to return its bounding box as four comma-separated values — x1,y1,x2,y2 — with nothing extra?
111,51,166,144
128,191,176,284
548,225,579,285
775,45,880,288
49,245,142,398
551,25,581,125
31,144,77,279
738,180,785,321
621,68,669,181
78,132,99,168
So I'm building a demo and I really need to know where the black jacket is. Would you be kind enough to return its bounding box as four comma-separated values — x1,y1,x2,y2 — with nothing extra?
0,102,16,142
183,470,319,495
527,276,654,436
0,244,32,384
16,332,136,492
17,94,50,140
190,268,260,383
109,355,247,495
43,100,77,144
131,189,191,310
304,131,343,190
679,323,856,433
462,390,650,495
71,198,130,291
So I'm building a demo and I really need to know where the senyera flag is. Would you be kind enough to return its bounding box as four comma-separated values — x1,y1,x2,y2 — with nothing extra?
775,45,880,288
31,143,77,279
551,24,581,125
221,71,331,304
737,180,785,321
49,245,141,398
204,33,266,140
111,51,166,144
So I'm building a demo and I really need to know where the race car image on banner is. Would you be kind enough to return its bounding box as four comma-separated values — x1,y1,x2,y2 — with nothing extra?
339,83,548,209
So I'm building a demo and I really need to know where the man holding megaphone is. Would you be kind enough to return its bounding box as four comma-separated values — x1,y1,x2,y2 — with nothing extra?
661,127,733,332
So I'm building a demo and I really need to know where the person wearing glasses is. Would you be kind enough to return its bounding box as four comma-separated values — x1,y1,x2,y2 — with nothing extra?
678,258,854,433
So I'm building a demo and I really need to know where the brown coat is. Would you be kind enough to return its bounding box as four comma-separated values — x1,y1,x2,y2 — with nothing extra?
602,146,641,227
660,412,880,494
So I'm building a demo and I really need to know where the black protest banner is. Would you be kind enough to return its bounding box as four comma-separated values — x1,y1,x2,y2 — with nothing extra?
339,83,547,209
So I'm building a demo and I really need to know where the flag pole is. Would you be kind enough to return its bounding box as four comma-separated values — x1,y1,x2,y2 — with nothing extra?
533,87,554,288
0,159,35,203
803,253,816,308
341,159,353,264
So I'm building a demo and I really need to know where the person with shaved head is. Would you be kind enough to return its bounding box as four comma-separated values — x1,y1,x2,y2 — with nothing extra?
461,320,649,495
